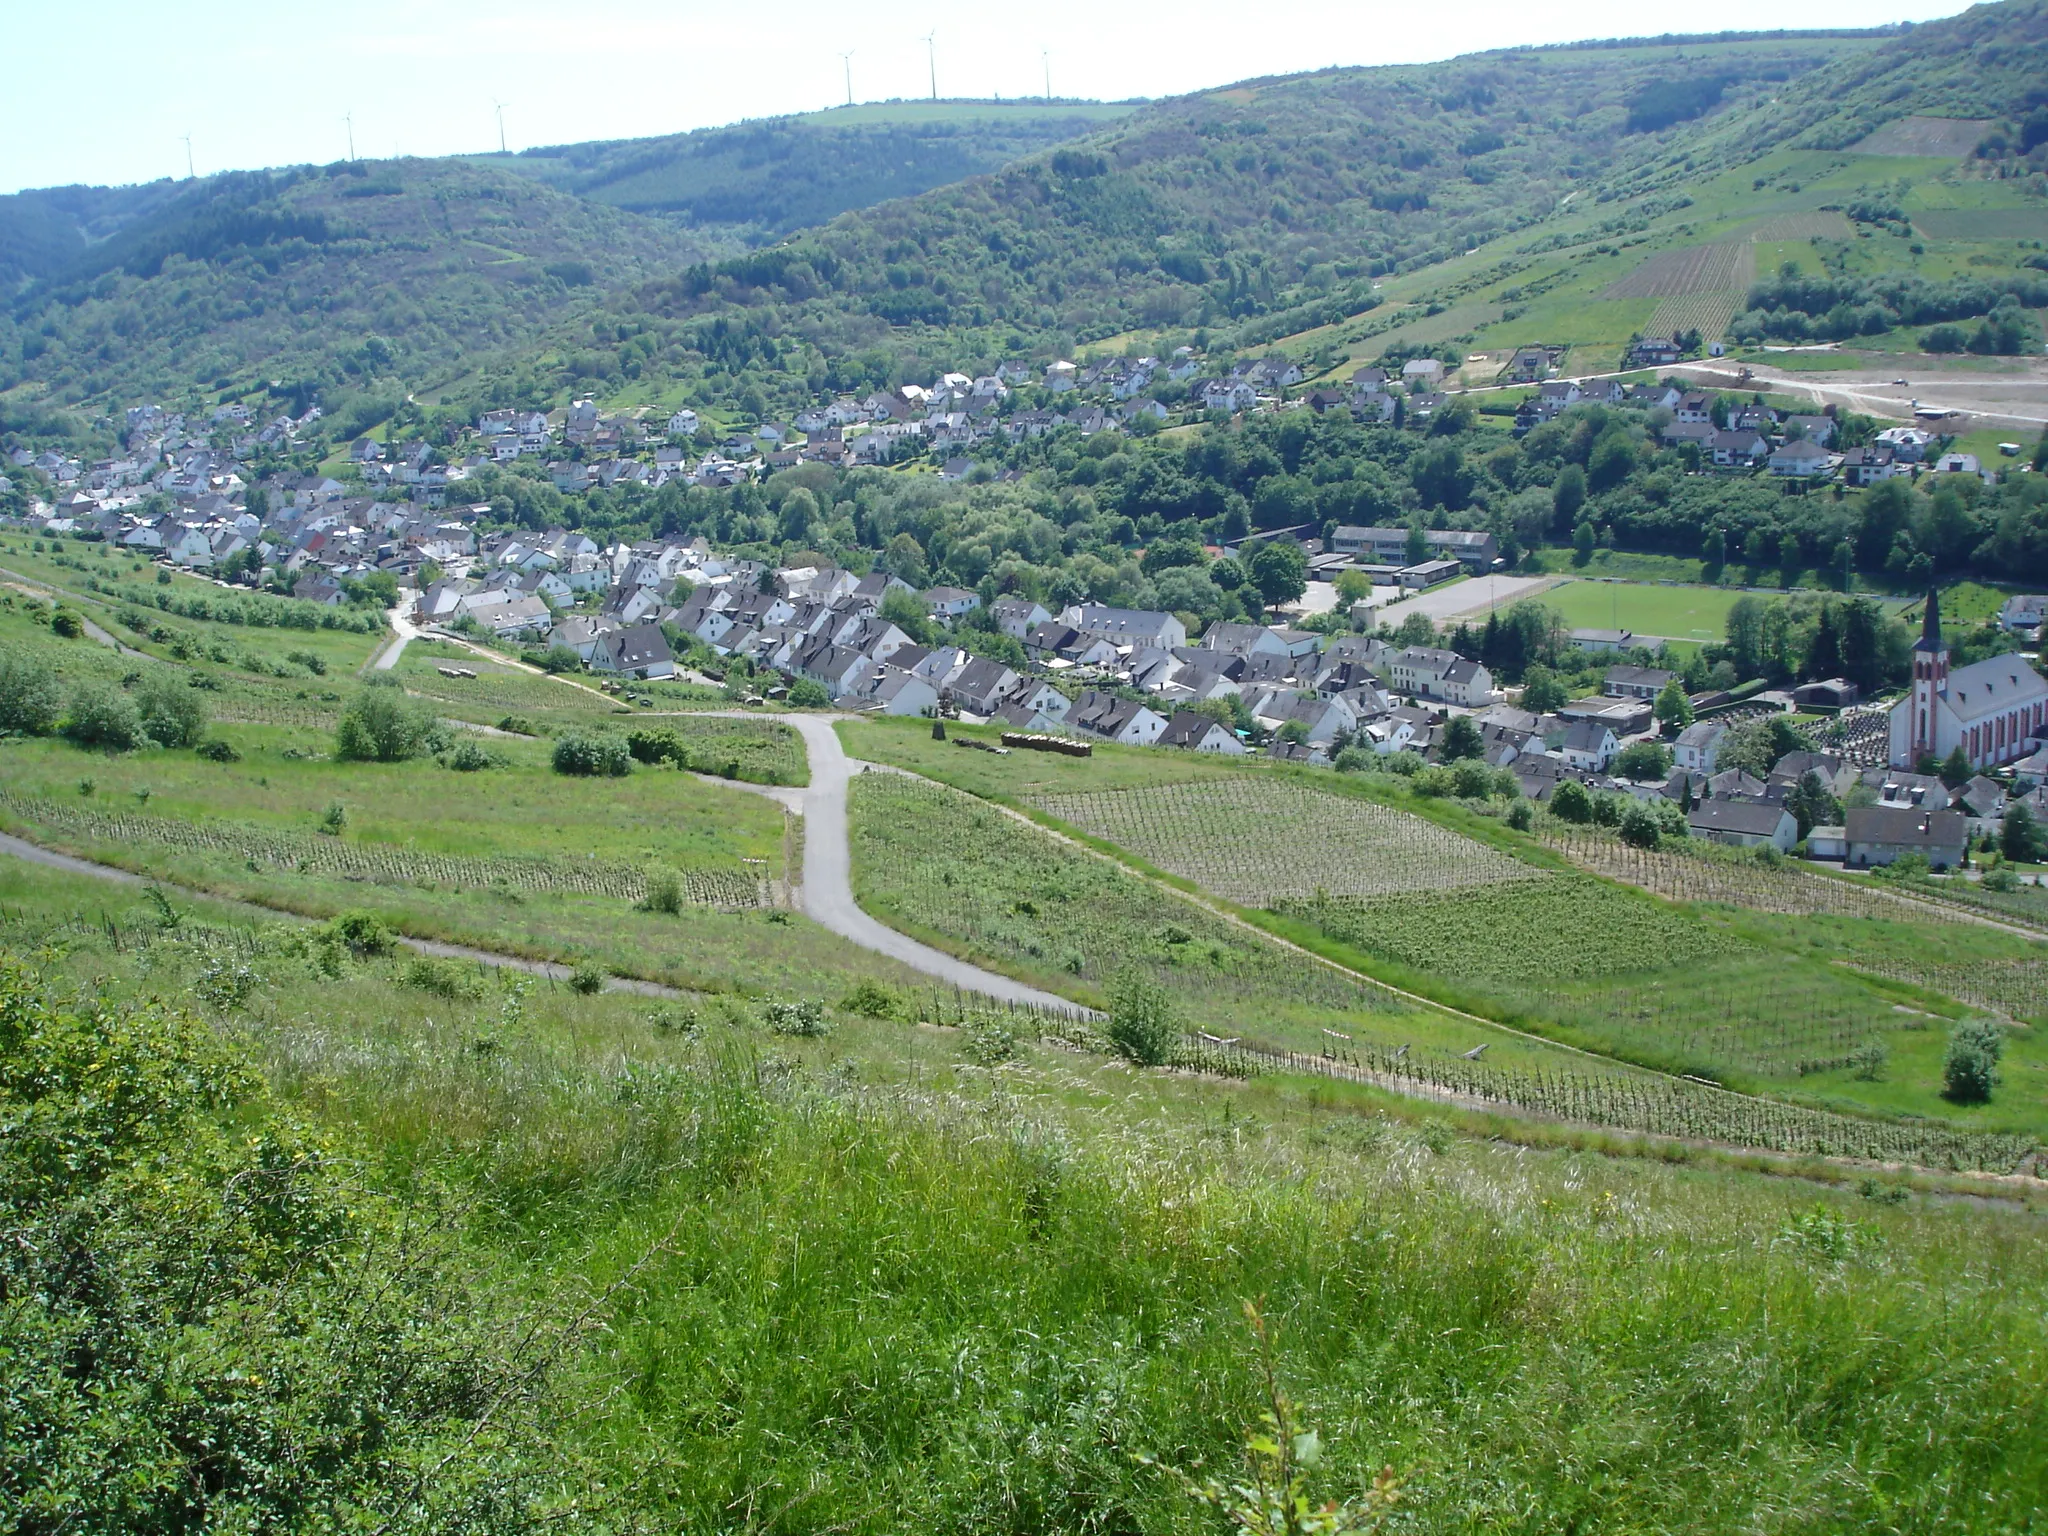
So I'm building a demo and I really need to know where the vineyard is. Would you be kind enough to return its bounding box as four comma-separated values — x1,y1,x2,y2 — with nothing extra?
657,715,810,787
1913,209,2048,241
1745,211,1855,241
397,652,625,716
1848,956,2048,1024
0,789,768,909
1198,1039,2034,1175
848,773,1409,1034
1279,877,1750,987
1031,778,1540,905
1646,292,1740,342
1600,242,1750,299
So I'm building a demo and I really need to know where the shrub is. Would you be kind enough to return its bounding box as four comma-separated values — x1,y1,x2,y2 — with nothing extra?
963,1017,1018,1064
329,910,395,958
285,648,328,675
1506,800,1534,832
568,960,607,995
1450,759,1495,799
319,802,348,835
61,682,146,752
839,979,899,1019
1411,765,1456,798
1942,1020,2004,1104
402,956,486,1000
788,679,830,708
0,648,62,735
1106,968,1178,1066
497,714,535,735
444,738,499,772
133,671,208,748
1618,800,1663,850
194,737,241,763
1550,779,1594,824
1333,746,1372,773
552,733,632,777
49,608,84,638
641,870,684,914
334,689,437,762
540,644,583,674
765,998,830,1036
628,727,686,765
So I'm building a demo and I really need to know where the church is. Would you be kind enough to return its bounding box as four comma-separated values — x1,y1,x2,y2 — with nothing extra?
1888,589,2048,771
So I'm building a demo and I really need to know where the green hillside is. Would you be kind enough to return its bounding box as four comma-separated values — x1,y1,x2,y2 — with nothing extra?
487,100,1138,241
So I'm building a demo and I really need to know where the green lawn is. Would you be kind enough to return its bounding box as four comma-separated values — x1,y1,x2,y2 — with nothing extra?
1543,578,1766,642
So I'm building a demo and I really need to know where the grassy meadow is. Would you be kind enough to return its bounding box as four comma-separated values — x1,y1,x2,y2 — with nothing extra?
8,854,2048,1532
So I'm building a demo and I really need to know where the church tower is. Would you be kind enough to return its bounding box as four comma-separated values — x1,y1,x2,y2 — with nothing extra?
1909,586,1948,763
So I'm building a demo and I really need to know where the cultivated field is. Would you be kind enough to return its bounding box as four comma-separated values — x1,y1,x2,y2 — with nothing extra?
1850,115,1993,157
1033,777,1541,905
1600,242,1751,300
1745,211,1855,241
1646,292,1741,342
1913,208,2048,241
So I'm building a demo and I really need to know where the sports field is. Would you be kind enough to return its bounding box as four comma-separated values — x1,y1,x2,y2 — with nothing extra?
1544,579,1764,642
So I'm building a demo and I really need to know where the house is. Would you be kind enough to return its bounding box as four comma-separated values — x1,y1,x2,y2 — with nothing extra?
1401,358,1444,388
1628,336,1683,367
547,615,615,663
1768,439,1833,478
1326,526,1497,569
1996,594,2047,644
1674,392,1715,426
666,409,700,437
1791,678,1860,712
1399,559,1463,591
591,623,675,681
1954,775,2007,836
1709,429,1770,468
989,598,1052,639
1888,590,2048,771
1844,805,1967,870
1199,621,1292,659
1806,825,1849,860
1689,799,1798,852
1558,719,1619,772
868,668,940,717
1838,445,1899,486
923,585,982,620
1605,665,1675,700
1385,647,1496,706
474,594,554,640
941,657,1020,716
1058,604,1187,652
1068,690,1167,746
1159,711,1247,754
1571,628,1635,654
1934,452,1982,477
1674,720,1728,774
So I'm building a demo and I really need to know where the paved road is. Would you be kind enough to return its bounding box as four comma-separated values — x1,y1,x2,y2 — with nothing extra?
774,714,1095,1015
1368,573,1562,624
371,603,417,670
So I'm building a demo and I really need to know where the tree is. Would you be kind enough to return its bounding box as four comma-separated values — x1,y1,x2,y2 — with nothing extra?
883,531,929,588
1550,778,1594,824
1614,739,1671,780
1700,528,1726,569
1520,664,1566,714
1786,770,1842,839
1404,519,1429,566
0,648,62,735
1942,1019,2004,1104
1551,465,1586,532
1654,678,1694,736
788,678,831,708
61,682,146,752
1939,744,1973,789
1106,967,1178,1066
1571,520,1595,565
1440,715,1483,761
133,672,208,748
1392,610,1435,648
1618,800,1662,849
334,688,437,762
878,586,933,644
2002,802,2043,864
1244,540,1307,611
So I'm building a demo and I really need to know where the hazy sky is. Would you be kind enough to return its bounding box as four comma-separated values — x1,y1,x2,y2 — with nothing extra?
3,0,1973,195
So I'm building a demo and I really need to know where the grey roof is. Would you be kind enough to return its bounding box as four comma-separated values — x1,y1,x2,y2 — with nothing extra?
1689,800,1791,838
1845,805,1968,849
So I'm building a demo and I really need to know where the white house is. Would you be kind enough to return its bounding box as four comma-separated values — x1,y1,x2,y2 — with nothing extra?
1068,690,1167,746
1159,710,1247,754
1674,720,1728,774
1689,799,1798,852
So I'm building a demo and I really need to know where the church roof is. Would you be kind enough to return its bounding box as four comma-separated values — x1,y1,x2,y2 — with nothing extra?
1915,587,1943,653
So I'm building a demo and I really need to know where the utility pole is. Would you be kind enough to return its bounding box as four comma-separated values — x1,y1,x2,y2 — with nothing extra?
179,133,194,179
837,51,854,107
1043,50,1051,101
921,31,936,101
493,100,508,153
343,111,355,162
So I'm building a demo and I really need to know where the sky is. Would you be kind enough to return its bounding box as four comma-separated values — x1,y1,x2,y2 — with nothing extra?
2,0,1976,195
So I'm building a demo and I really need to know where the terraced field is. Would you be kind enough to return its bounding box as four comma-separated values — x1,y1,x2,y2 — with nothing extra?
1600,242,1752,299
1032,778,1540,906
1850,115,1991,157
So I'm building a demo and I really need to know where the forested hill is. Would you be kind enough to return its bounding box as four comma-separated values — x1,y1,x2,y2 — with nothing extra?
0,160,718,427
486,102,1139,242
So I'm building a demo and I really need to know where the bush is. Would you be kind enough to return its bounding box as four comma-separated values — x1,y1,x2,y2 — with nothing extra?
1411,765,1456,798
568,960,607,995
1106,968,1178,1066
49,608,84,639
1942,1020,2004,1104
0,648,62,735
329,910,395,958
1550,779,1594,824
641,870,684,914
765,998,830,1036
285,648,328,675
497,714,535,735
133,671,208,748
1333,746,1372,773
61,682,147,752
194,737,241,762
628,727,686,765
552,733,633,777
839,979,899,1019
1618,800,1663,849
444,738,499,772
334,689,437,762
1506,800,1534,831
787,679,830,708
402,956,486,1000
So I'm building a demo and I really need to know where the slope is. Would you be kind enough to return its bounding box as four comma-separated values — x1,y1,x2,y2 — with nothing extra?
0,158,723,415
486,100,1138,243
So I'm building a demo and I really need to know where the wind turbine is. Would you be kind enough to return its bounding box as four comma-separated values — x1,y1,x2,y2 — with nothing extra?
492,99,509,153
920,31,936,101
179,133,194,180
1043,50,1051,102
836,51,854,107
343,111,355,162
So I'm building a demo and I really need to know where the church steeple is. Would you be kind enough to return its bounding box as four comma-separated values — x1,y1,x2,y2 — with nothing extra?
1915,586,1944,654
